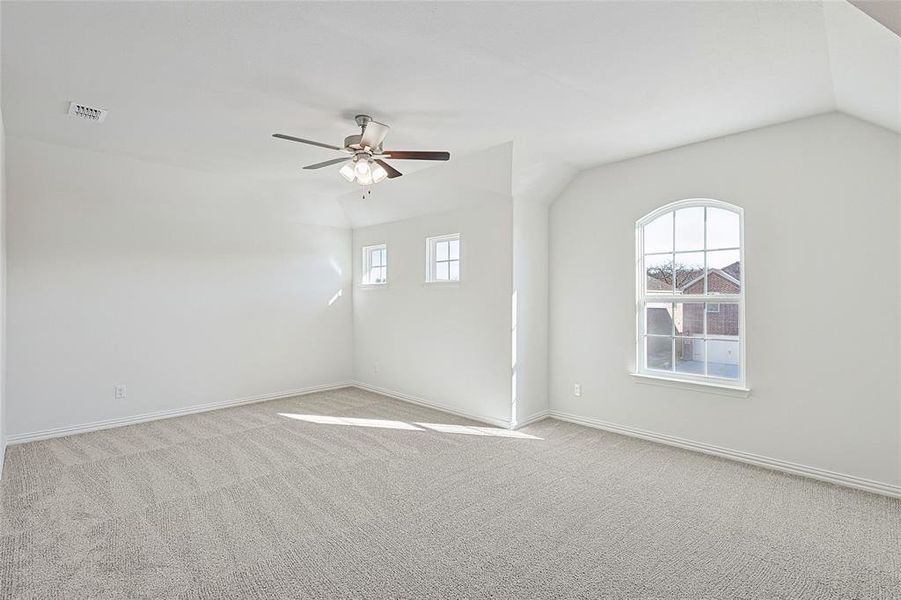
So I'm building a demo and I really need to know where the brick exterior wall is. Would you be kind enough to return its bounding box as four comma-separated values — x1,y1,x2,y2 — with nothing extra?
647,263,741,338
677,273,740,337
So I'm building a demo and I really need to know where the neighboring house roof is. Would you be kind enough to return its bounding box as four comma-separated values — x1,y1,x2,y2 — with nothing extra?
647,261,741,293
646,277,672,292
680,266,741,292
721,262,741,281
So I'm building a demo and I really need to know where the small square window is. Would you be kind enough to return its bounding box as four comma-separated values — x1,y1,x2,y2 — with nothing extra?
362,243,388,285
426,233,461,283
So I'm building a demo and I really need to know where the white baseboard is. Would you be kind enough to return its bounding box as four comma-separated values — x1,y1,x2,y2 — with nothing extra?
0,435,6,480
5,382,352,446
515,409,550,429
350,381,512,429
549,410,901,499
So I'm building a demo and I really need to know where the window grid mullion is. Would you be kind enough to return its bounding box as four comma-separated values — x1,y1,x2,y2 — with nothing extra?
702,207,708,377
671,210,676,295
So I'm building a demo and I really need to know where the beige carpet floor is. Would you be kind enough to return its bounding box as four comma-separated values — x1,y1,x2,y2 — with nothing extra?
1,386,899,599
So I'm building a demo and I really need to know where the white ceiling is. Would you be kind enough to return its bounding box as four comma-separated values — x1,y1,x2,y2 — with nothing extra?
2,1,898,228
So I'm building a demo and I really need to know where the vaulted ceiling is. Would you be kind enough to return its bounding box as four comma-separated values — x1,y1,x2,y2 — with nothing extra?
2,1,898,228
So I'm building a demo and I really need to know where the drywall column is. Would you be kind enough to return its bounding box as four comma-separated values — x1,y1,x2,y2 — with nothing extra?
512,197,549,427
0,100,7,476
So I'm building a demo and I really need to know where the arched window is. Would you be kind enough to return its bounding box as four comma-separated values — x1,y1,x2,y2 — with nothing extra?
636,199,745,387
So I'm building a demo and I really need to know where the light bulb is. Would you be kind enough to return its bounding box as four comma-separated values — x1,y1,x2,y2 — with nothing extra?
371,163,388,183
339,163,356,182
356,168,374,186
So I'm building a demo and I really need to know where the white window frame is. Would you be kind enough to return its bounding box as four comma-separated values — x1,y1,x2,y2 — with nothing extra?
361,243,388,286
425,233,461,283
634,198,747,390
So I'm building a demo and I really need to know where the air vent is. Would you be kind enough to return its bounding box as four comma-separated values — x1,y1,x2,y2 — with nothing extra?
67,102,107,123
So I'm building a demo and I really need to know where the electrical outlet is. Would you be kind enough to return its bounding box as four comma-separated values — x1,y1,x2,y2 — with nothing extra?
573,383,582,397
115,384,127,400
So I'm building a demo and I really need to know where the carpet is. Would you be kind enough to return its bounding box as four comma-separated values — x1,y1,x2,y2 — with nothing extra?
1,387,898,599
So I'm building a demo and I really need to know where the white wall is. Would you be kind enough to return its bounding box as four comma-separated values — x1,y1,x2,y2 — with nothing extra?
0,103,7,475
352,200,514,426
5,137,353,437
512,197,549,426
549,113,900,486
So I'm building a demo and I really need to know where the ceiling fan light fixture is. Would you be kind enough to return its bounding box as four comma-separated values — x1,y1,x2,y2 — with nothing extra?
339,163,356,182
354,158,371,178
371,163,388,183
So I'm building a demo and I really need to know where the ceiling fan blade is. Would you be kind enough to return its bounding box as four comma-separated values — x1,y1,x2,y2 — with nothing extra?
273,133,342,151
383,151,450,161
303,157,351,170
375,159,402,179
360,121,390,149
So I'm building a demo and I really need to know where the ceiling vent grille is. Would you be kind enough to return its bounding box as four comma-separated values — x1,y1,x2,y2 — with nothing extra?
67,102,107,123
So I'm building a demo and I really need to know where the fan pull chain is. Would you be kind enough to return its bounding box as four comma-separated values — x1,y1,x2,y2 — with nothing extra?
362,186,372,200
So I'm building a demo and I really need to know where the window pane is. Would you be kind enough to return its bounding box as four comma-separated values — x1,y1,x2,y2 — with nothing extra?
645,254,673,294
706,249,741,294
369,267,380,283
706,302,739,337
706,340,740,379
675,338,705,375
674,252,704,293
644,212,673,254
706,207,740,250
436,261,449,280
436,241,449,261
674,302,704,337
646,336,673,371
449,239,460,260
646,302,673,335
449,260,460,281
377,266,387,283
377,249,385,267
675,207,704,251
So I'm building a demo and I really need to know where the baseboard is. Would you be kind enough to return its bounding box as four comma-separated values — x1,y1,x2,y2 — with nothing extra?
515,409,550,429
6,382,353,445
0,435,6,480
350,381,512,429
549,410,901,499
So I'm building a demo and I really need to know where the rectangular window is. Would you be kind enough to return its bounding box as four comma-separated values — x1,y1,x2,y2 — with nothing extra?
362,243,387,285
426,233,461,282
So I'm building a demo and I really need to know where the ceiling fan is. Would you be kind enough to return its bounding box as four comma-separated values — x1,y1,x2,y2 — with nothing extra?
273,115,450,185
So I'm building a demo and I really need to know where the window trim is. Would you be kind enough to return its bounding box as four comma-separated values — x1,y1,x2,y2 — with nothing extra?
425,233,461,284
634,198,747,389
361,243,388,286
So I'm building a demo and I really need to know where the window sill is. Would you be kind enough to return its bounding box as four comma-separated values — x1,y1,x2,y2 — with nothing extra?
630,372,750,398
359,283,388,289
423,280,461,287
